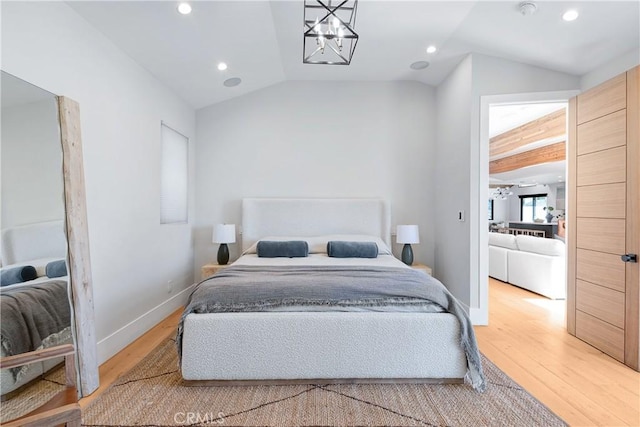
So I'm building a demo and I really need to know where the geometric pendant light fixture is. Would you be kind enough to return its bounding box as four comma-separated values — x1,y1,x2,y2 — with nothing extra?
303,0,359,65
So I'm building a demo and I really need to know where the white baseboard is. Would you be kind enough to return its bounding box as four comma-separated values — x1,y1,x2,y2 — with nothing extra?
462,302,488,326
470,307,488,326
96,283,195,365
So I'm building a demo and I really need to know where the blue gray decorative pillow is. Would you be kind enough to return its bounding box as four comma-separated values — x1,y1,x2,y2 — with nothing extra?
327,241,378,258
257,241,309,258
46,260,67,278
1,266,38,286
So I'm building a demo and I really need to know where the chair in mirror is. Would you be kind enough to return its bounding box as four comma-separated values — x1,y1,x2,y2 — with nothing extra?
0,71,97,425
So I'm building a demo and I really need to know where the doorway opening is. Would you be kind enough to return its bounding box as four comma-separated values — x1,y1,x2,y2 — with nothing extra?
475,90,579,325
488,101,567,319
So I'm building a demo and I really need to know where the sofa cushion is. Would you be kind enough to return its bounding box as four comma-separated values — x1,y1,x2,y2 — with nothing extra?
515,235,565,256
488,232,518,250
488,246,509,282
508,250,566,299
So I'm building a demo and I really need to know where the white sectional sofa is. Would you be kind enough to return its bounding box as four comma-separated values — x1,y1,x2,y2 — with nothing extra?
488,232,566,299
488,233,516,283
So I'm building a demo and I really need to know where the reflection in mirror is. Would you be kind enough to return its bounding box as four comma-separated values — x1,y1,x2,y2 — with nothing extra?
0,71,74,421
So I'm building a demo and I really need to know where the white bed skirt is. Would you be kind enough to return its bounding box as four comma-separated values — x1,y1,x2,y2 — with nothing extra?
181,312,467,382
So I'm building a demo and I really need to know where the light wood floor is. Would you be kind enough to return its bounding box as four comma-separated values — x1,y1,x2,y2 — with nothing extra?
78,308,181,409
475,278,639,427
80,279,640,426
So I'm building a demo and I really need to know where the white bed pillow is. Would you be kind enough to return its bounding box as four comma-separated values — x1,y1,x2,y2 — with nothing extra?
243,234,392,255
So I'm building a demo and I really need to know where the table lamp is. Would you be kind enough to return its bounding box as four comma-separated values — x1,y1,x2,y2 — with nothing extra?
213,224,236,265
396,225,419,265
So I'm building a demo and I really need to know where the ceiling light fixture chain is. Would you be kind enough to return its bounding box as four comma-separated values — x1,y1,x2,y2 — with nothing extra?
303,0,359,65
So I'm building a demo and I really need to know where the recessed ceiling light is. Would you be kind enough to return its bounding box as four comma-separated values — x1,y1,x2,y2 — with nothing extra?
217,62,228,71
177,2,192,15
223,77,242,87
409,61,430,70
562,9,579,21
426,45,437,54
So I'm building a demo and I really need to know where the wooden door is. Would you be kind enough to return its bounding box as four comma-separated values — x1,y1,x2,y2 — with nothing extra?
568,66,639,370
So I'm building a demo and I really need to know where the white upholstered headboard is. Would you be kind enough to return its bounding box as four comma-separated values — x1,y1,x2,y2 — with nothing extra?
241,198,391,252
1,220,67,266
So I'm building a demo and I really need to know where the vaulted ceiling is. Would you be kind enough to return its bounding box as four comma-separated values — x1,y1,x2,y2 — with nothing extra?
68,1,640,109
67,1,637,187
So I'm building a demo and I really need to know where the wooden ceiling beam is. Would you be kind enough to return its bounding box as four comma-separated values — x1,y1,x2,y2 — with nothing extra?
490,109,566,157
490,141,566,174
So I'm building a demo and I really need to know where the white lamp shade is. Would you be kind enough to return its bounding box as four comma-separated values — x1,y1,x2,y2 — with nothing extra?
396,225,420,244
213,224,236,244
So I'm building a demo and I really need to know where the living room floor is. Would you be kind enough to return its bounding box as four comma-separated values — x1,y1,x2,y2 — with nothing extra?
475,278,639,426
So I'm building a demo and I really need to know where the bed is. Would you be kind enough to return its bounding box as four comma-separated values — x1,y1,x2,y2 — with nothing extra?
0,221,71,397
178,199,485,391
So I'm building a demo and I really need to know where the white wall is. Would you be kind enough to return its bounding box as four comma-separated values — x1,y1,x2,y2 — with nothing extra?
487,189,509,224
1,99,64,229
436,53,580,312
1,2,196,363
580,49,640,91
194,80,436,278
493,198,509,223
434,55,473,305
553,183,566,211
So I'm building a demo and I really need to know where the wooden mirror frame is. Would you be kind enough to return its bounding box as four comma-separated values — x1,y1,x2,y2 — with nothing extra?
58,97,99,396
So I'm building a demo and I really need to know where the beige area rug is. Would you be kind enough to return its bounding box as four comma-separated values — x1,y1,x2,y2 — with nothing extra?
83,338,566,427
1,364,66,422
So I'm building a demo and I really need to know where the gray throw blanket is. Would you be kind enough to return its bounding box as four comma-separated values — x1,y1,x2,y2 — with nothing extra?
177,265,486,391
1,280,71,379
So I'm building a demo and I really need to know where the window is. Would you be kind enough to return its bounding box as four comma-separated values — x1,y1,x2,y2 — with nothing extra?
488,199,494,221
160,123,188,224
519,194,547,222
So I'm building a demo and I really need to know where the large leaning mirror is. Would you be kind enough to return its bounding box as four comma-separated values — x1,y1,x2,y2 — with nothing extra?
0,71,98,421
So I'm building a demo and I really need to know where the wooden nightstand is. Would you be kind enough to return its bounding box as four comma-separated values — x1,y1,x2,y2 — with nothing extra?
201,263,230,280
410,263,432,276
